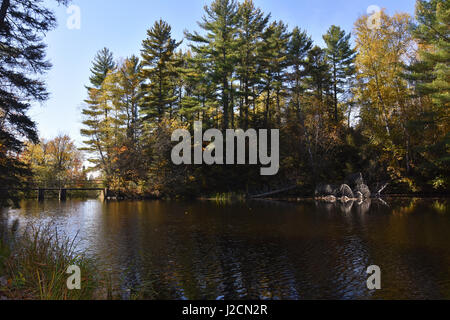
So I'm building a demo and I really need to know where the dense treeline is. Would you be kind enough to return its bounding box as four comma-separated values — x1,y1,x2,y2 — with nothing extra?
78,0,449,198
0,0,448,205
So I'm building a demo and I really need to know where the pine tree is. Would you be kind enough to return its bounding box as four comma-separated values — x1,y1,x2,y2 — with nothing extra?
305,46,331,115
0,0,70,206
186,0,239,129
323,25,356,122
89,48,116,88
236,0,269,129
179,50,217,124
285,27,314,176
406,0,450,190
258,21,289,128
409,0,449,110
287,27,313,117
80,48,116,180
114,56,142,143
140,19,181,123
109,56,145,183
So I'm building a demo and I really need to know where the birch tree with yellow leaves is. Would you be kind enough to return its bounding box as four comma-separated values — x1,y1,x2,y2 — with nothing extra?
354,10,419,190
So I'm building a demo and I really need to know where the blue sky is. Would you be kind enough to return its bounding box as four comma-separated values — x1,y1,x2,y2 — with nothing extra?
34,0,416,146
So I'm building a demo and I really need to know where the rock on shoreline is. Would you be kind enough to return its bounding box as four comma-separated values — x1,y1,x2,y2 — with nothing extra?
315,173,372,202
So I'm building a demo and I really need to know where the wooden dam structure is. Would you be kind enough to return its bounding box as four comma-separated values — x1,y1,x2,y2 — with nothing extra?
8,180,112,202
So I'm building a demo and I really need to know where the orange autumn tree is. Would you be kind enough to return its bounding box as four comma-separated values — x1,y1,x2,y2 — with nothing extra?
21,135,86,188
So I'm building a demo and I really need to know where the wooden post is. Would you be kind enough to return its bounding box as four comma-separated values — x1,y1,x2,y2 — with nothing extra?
38,188,45,202
59,189,67,202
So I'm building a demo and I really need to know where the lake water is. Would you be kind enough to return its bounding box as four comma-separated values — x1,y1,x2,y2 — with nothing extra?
2,198,450,300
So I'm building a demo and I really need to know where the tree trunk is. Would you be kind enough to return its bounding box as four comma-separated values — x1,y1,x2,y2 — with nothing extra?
265,87,271,128
333,62,338,122
0,0,10,30
230,80,234,128
244,79,249,130
223,75,229,129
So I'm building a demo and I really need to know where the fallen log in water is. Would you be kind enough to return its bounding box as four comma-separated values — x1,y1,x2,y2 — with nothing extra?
374,183,389,198
250,185,297,199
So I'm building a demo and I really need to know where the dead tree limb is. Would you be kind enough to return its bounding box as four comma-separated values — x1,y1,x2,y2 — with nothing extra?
375,183,389,198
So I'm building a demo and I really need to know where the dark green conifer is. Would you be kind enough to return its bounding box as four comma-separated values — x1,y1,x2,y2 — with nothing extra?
140,19,181,122
89,48,116,88
323,25,356,122
186,0,239,129
0,0,70,206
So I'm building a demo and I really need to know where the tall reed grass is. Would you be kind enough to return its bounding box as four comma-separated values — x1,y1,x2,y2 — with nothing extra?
212,192,247,203
0,222,98,300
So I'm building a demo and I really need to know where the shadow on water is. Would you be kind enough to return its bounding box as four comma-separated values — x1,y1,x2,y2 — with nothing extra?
1,197,450,299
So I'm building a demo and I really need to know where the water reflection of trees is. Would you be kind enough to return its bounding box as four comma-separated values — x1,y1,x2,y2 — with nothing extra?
2,198,449,299
0,208,8,243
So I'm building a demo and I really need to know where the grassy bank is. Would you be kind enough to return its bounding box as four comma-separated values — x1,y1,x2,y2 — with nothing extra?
208,192,247,202
0,223,99,300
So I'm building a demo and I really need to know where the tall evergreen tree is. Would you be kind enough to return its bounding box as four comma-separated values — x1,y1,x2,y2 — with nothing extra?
406,0,450,190
89,47,116,89
117,56,142,144
236,0,269,129
305,46,331,114
179,50,217,124
323,25,356,122
80,48,116,180
258,21,289,128
0,0,70,206
97,58,146,187
411,0,449,107
186,0,239,129
287,27,313,117
285,27,314,176
140,19,181,123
